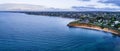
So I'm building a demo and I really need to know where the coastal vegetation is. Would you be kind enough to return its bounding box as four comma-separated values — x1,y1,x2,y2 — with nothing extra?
68,16,120,35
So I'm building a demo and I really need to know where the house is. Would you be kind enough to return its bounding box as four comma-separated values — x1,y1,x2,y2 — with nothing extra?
114,21,120,24
119,27,120,30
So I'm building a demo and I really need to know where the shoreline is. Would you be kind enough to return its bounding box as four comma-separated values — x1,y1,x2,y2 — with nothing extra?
67,23,120,36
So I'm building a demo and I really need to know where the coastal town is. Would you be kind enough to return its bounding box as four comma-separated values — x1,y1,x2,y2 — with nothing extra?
69,15,120,30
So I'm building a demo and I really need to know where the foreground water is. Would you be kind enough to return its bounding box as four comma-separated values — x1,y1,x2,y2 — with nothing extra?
0,12,120,51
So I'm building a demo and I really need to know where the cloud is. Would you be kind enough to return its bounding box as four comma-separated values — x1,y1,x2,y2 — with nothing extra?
99,0,120,6
72,0,120,11
72,6,120,11
0,0,120,11
0,3,69,11
78,0,90,1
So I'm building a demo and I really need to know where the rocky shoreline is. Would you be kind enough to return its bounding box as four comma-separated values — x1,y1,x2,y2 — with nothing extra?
67,23,120,35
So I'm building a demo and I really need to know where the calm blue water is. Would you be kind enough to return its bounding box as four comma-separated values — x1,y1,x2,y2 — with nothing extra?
0,12,120,51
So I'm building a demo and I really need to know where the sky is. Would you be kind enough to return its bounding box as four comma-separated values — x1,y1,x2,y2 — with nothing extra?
0,0,120,11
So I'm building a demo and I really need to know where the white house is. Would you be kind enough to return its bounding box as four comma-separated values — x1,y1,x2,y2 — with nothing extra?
114,21,120,24
119,27,120,30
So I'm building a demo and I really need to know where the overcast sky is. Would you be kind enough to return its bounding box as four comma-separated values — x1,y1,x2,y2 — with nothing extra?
0,0,120,11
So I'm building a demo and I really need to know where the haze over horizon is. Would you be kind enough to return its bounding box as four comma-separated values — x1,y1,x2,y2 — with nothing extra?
0,0,120,11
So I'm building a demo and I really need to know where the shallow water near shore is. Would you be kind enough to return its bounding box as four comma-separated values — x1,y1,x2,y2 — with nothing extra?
0,12,120,51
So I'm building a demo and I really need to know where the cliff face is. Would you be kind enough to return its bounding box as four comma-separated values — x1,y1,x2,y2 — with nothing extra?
68,23,102,30
103,28,120,35
68,23,120,35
